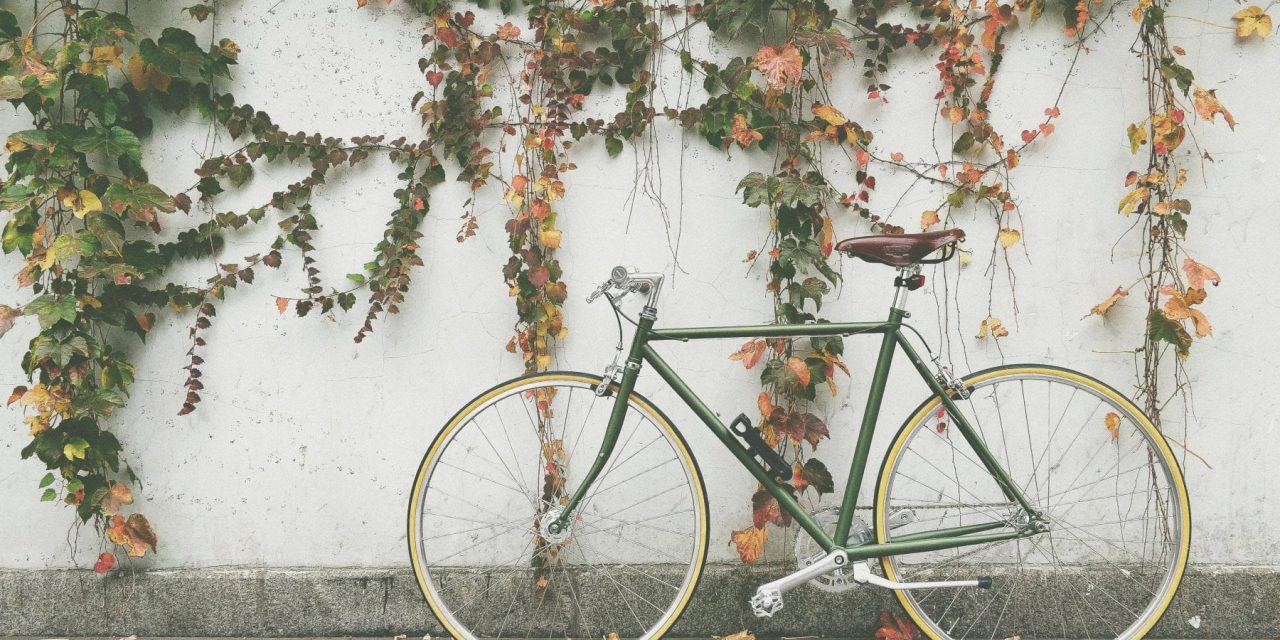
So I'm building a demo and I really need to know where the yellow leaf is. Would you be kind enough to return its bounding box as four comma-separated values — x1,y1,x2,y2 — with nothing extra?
730,525,767,564
1126,122,1148,154
998,228,1020,248
1192,87,1235,130
1232,5,1273,39
61,190,102,219
920,210,940,231
1104,411,1120,442
810,102,847,126
1117,186,1148,216
714,633,756,640
976,317,1008,340
539,228,562,249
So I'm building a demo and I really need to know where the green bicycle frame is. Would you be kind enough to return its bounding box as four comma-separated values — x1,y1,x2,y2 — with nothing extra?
556,302,1044,560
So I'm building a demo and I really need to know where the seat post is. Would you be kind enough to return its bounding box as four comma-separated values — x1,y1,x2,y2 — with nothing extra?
891,264,923,312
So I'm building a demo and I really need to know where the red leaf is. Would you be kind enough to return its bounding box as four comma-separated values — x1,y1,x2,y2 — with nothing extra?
751,489,791,528
528,266,550,288
425,71,444,87
93,552,116,574
874,611,921,640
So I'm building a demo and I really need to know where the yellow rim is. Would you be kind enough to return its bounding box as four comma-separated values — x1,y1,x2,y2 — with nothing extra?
407,372,709,639
874,366,1191,640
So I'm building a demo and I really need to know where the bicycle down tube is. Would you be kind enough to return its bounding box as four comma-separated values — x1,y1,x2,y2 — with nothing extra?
553,305,1042,559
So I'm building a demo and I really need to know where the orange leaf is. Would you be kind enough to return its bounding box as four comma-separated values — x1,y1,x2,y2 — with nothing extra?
753,43,802,91
1182,258,1220,290
7,385,27,406
730,525,768,564
100,482,133,516
275,297,289,314
1104,411,1120,442
757,391,774,418
1192,87,1235,130
890,151,904,162
729,114,764,148
106,513,157,558
786,357,811,386
1084,287,1129,319
729,339,768,369
497,22,521,40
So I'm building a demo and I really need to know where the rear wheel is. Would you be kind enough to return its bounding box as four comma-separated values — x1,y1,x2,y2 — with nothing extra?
408,372,708,639
874,365,1190,640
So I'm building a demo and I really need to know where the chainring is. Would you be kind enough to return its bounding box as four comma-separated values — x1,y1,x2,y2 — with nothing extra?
793,507,871,592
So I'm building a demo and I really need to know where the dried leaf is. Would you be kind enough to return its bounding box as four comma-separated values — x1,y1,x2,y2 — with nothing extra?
729,339,767,369
106,513,157,558
729,114,763,148
875,610,921,640
1192,87,1235,130
976,317,1009,339
811,102,847,126
753,43,802,91
920,210,940,231
998,228,1021,249
100,482,133,516
1084,287,1128,319
0,304,21,338
1182,258,1220,290
730,525,767,564
275,297,289,314
1104,411,1120,441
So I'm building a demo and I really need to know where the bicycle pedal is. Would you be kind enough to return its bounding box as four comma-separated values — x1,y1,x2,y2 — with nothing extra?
749,587,783,618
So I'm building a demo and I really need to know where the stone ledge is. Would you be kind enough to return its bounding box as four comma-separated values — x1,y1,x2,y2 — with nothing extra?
0,564,1274,637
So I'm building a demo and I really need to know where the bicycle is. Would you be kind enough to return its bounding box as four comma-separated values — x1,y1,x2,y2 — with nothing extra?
407,228,1190,640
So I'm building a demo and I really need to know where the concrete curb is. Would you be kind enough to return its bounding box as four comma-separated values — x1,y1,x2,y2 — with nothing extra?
0,564,1275,637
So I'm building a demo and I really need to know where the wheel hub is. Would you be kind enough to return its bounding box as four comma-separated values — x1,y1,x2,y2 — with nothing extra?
538,508,572,544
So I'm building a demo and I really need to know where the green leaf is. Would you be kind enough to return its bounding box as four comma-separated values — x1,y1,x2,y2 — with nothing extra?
604,136,623,157
74,127,143,163
1146,309,1191,359
24,295,78,328
736,171,775,208
952,131,975,154
41,488,56,501
800,458,835,494
39,472,55,488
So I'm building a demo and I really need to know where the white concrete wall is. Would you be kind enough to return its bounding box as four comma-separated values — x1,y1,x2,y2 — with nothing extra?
1,0,1276,569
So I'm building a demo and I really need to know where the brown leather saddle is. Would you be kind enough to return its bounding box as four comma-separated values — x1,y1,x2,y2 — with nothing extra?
833,229,965,267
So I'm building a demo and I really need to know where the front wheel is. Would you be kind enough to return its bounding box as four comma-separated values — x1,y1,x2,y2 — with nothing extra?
408,372,709,639
874,365,1190,640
